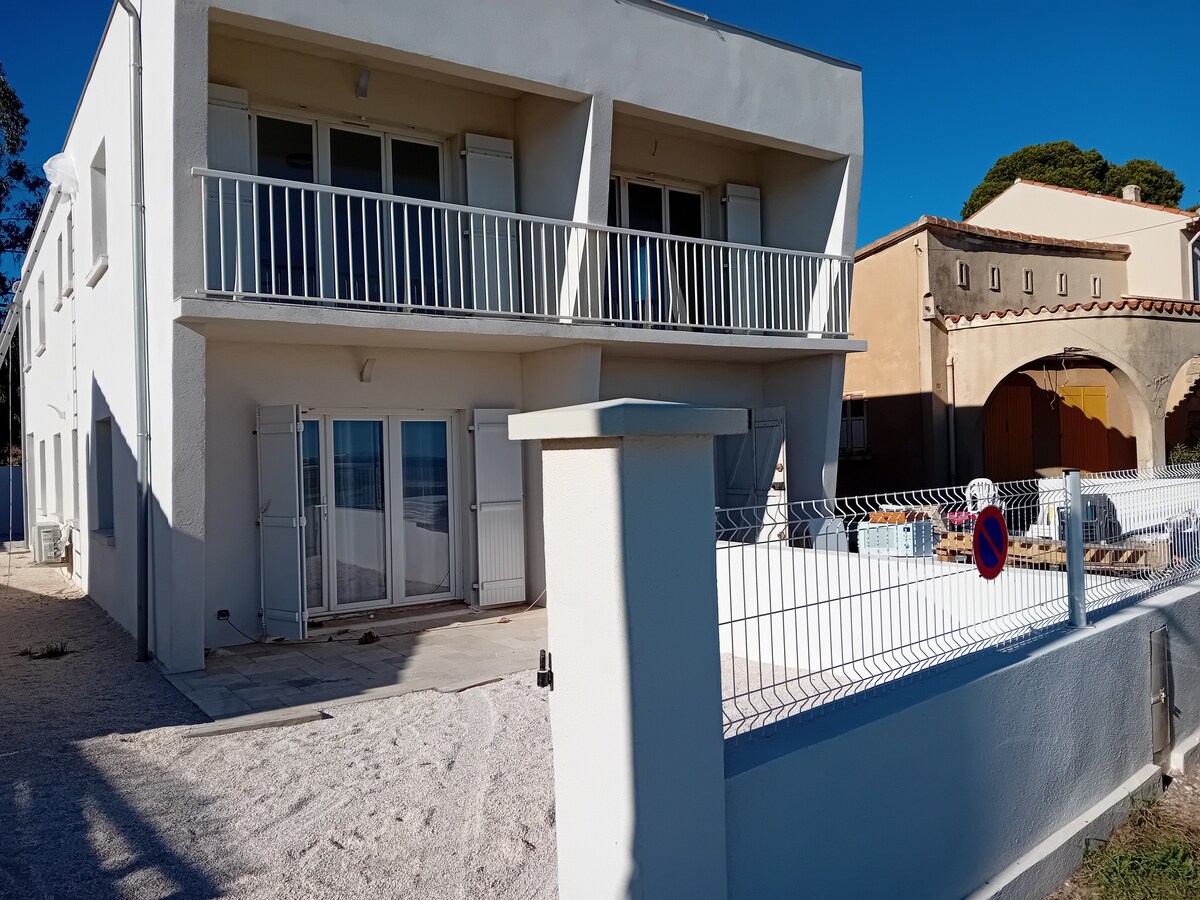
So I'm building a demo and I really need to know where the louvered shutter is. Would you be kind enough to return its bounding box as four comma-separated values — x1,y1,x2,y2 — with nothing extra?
473,409,526,607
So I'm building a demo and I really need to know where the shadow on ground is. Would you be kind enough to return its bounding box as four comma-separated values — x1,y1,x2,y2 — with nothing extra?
0,551,225,899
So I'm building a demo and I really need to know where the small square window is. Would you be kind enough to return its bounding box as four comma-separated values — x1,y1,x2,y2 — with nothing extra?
1091,275,1102,299
956,260,970,289
1023,268,1034,294
989,265,1001,291
1057,272,1068,296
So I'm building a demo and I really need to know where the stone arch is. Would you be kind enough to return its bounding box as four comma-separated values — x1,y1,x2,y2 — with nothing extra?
1165,356,1200,457
948,323,1162,478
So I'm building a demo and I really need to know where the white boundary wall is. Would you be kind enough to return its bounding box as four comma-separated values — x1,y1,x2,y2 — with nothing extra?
520,399,1200,899
724,581,1200,900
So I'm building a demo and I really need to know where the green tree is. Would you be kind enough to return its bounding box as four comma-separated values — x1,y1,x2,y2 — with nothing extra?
961,141,1107,218
0,62,42,463
1103,158,1185,208
1,61,47,303
961,141,1187,218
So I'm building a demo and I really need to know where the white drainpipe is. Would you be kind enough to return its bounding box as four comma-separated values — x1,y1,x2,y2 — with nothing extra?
115,0,152,662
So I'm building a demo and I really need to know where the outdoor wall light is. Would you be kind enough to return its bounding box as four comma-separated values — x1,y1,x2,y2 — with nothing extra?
356,69,372,100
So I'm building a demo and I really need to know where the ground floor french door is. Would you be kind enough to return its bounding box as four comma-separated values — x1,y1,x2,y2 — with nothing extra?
300,412,458,615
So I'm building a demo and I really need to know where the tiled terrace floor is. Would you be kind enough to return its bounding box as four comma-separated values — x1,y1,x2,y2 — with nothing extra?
166,604,546,721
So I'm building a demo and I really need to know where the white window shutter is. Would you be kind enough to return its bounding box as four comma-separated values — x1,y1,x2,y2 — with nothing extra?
206,87,254,292
725,184,763,329
719,407,785,541
724,184,761,245
207,85,251,172
473,409,526,607
464,134,516,212
257,405,307,640
464,135,517,313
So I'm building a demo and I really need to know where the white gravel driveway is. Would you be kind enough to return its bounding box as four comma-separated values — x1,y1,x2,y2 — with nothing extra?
0,551,557,899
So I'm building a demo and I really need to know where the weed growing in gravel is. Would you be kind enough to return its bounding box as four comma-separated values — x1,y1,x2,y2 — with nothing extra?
1082,799,1200,899
17,641,73,660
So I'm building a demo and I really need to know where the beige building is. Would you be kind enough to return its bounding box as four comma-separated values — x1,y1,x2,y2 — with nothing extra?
842,181,1200,495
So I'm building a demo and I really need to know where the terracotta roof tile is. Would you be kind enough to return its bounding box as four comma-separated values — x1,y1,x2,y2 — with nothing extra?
856,215,1131,262
946,296,1200,325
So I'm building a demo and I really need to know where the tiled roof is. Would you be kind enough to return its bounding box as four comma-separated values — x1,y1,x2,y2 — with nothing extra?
946,296,1200,325
1001,180,1199,218
855,215,1131,262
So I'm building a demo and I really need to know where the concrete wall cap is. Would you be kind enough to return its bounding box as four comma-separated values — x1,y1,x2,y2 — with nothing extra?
508,398,748,441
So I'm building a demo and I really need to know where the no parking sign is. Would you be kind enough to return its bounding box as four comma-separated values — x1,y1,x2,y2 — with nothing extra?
973,505,1008,579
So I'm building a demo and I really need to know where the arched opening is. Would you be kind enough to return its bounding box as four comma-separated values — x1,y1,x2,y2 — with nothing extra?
982,353,1137,480
1166,357,1200,461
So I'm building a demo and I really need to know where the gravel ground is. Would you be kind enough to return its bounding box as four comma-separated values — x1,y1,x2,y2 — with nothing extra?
0,550,557,899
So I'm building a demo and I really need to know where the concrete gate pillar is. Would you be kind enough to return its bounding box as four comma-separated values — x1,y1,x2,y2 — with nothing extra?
509,399,745,900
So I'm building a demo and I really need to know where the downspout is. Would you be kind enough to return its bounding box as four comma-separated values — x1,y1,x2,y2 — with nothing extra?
115,0,152,663
945,355,957,483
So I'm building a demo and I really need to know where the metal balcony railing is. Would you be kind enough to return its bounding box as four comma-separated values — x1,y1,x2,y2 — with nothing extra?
195,168,852,338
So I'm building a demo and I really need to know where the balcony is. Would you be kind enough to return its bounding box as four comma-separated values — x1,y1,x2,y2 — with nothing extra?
195,169,852,339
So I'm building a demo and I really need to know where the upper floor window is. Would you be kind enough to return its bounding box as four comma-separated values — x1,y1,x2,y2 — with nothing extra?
989,265,1001,291
1022,268,1034,294
1057,272,1068,296
609,175,704,239
956,260,970,289
1091,275,1102,299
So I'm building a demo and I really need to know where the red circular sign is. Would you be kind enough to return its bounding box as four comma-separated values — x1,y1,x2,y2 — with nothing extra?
972,505,1009,579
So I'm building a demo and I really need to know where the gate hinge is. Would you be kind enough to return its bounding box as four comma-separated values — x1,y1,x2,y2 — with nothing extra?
537,649,554,690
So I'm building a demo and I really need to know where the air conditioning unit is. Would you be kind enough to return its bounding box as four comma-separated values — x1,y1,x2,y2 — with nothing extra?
33,523,65,564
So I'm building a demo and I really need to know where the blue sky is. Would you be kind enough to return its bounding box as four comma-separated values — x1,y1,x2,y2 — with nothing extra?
4,0,1199,251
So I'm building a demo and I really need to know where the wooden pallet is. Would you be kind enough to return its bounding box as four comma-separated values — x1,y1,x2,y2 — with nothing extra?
935,531,1170,575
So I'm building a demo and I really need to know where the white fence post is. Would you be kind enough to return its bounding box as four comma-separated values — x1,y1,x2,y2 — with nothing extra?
509,399,746,900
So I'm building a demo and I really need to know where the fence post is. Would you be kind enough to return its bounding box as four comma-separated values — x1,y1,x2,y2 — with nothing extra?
1065,468,1089,627
509,399,746,900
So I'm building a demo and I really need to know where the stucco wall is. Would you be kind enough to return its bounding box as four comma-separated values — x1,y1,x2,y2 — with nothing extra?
19,14,141,636
925,230,1128,318
725,582,1200,900
840,232,927,492
203,0,862,160
596,353,846,505
204,340,525,646
968,182,1192,300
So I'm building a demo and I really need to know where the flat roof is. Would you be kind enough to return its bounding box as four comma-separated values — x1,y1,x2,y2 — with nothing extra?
628,0,861,71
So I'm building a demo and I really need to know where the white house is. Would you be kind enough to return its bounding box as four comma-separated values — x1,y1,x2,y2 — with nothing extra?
9,0,864,673
968,178,1200,303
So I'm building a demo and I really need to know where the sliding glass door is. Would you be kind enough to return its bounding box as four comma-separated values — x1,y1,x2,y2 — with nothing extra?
399,420,452,598
606,176,706,324
331,419,389,607
300,412,457,614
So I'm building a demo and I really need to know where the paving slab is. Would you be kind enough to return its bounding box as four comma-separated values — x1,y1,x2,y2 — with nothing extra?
170,606,546,723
